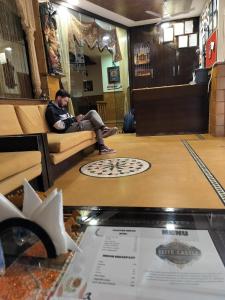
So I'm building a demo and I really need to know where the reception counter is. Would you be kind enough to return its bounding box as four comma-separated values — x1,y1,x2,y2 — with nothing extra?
132,84,209,135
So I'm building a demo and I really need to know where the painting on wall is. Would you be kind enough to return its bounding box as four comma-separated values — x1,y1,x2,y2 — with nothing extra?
39,2,63,75
83,80,93,92
163,27,174,42
107,66,120,84
134,42,151,77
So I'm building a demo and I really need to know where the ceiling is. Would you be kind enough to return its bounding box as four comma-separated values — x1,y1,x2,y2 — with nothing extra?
64,0,207,27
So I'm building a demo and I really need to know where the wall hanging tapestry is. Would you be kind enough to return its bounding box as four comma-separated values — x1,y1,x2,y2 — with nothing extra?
68,16,122,63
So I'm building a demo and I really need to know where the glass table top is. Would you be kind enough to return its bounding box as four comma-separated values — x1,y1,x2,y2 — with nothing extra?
1,207,225,299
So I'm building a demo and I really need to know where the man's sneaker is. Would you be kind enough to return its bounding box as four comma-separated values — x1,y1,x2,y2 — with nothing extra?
102,127,118,138
99,145,116,155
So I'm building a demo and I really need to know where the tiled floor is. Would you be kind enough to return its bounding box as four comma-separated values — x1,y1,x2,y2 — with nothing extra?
51,134,225,209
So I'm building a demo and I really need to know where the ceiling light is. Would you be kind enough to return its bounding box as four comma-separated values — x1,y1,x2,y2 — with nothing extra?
103,35,110,41
166,223,175,230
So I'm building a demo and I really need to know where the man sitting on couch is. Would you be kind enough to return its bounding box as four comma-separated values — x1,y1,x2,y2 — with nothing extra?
45,89,118,154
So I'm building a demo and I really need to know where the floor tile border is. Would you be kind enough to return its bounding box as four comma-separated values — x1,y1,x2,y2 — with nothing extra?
182,140,225,206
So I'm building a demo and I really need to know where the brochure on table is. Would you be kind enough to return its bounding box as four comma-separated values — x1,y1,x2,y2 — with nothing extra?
52,226,225,300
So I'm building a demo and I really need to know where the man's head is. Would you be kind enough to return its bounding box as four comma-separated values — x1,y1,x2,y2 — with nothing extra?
55,89,70,107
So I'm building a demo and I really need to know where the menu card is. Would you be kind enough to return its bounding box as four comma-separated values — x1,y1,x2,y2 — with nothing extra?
52,226,225,300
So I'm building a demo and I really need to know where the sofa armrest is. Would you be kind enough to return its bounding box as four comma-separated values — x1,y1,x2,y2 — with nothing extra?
0,133,53,191
0,133,46,152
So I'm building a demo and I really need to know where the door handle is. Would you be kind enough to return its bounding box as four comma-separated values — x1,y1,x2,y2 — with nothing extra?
177,65,180,75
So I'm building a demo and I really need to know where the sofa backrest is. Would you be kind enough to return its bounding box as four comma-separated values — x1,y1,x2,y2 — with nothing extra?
38,105,50,132
15,105,49,134
0,105,23,135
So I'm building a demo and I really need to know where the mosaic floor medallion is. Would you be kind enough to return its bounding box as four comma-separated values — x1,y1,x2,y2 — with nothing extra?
80,158,151,178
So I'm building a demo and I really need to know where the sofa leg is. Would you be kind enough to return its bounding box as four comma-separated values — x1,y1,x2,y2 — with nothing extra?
37,173,49,192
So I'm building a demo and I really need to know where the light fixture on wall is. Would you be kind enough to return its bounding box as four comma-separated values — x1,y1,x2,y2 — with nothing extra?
103,35,110,41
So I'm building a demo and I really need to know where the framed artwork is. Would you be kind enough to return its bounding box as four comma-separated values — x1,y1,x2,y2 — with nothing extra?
178,35,188,48
174,22,184,36
189,33,198,47
163,27,174,42
39,3,63,75
135,67,153,77
185,20,193,34
134,42,150,65
107,66,120,84
83,80,93,92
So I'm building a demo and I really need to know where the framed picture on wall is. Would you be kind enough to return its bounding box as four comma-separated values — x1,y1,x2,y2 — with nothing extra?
185,20,193,34
107,66,120,84
83,80,93,92
178,35,188,48
163,27,174,42
189,33,198,47
174,22,184,36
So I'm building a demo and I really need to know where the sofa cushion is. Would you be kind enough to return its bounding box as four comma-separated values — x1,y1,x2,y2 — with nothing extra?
38,105,50,132
0,105,23,135
50,139,96,165
15,105,48,134
47,131,96,153
0,151,41,181
0,164,42,196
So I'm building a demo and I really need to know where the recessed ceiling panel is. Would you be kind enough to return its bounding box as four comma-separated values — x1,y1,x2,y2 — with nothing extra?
87,0,164,21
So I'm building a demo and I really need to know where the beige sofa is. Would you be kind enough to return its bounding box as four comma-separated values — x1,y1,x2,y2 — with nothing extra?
0,151,42,195
0,105,42,194
15,105,96,166
0,104,96,189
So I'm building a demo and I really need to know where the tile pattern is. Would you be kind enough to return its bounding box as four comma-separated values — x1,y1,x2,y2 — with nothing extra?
80,157,150,178
183,140,225,205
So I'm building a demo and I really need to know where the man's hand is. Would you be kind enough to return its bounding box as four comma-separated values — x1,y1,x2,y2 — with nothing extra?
76,114,84,122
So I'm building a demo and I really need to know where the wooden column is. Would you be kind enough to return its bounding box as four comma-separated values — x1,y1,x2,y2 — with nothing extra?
16,0,42,98
209,64,225,136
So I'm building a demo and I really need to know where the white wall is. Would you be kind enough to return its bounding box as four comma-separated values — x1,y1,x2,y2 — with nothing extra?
70,56,103,97
101,54,121,93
